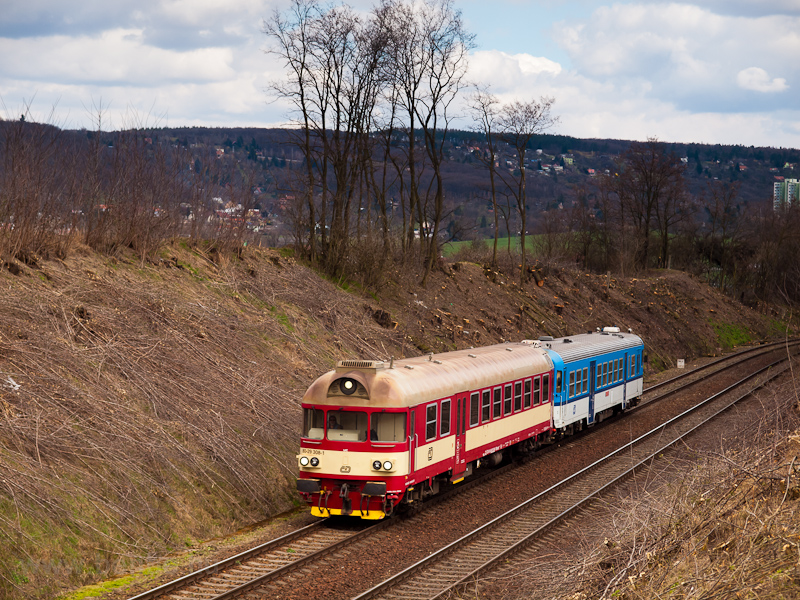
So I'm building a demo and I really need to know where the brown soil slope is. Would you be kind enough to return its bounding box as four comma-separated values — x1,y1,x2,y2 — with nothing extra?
0,244,790,598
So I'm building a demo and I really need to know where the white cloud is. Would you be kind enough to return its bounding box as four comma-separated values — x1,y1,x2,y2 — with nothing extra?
737,67,789,93
552,3,800,113
468,51,561,94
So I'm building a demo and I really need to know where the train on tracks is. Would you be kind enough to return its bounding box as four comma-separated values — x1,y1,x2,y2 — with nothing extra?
296,327,645,519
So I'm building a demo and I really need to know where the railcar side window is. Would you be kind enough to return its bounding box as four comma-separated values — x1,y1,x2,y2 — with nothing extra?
617,360,623,382
514,382,522,412
504,384,512,415
596,367,601,390
576,369,582,396
603,363,609,387
543,374,550,402
440,399,451,437
582,367,588,393
629,357,634,378
470,392,480,426
303,408,324,439
371,412,406,442
425,404,437,441
493,387,502,418
482,390,491,422
556,371,562,394
533,377,541,405
524,379,531,409
568,372,575,398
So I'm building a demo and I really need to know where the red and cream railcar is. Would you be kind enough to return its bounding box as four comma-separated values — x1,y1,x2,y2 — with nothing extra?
296,341,554,519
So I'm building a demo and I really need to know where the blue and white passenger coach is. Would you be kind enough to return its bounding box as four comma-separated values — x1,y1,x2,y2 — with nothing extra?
545,328,644,433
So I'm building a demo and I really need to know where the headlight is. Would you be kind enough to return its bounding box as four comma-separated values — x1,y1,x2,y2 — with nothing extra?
299,456,310,467
340,379,357,395
383,460,393,471
310,457,319,467
372,460,382,470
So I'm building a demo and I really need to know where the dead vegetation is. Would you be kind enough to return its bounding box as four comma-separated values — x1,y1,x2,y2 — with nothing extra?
0,242,795,599
569,378,800,600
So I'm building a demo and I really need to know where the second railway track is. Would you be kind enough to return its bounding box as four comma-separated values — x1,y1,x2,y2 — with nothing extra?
127,341,798,600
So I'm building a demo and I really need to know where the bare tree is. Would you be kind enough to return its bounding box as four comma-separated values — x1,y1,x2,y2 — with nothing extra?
380,0,474,285
612,138,686,271
469,86,501,268
497,96,558,283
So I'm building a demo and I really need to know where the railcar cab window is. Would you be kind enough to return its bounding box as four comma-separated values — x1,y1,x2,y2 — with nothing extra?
426,403,438,441
371,412,406,442
303,408,325,439
326,410,368,442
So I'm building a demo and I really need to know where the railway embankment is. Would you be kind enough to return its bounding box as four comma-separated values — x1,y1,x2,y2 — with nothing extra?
0,242,793,599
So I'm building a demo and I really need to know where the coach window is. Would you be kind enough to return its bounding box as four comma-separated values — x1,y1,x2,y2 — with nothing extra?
604,362,609,386
582,367,588,393
596,366,601,390
440,399,451,437
533,377,541,405
543,374,550,403
568,371,575,398
504,384,512,415
524,379,532,409
617,359,623,382
425,404,438,442
556,371,562,395
513,382,522,412
576,369,583,396
371,412,406,442
470,392,480,426
493,387,502,418
482,390,491,422
303,408,325,439
629,357,635,378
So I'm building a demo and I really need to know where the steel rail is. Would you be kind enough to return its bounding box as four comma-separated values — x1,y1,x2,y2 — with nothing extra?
353,357,788,600
128,339,794,600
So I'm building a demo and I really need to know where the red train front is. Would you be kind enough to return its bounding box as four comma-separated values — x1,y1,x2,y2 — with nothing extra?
296,342,554,519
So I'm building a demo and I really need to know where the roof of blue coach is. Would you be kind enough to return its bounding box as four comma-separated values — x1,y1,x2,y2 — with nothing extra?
545,332,643,364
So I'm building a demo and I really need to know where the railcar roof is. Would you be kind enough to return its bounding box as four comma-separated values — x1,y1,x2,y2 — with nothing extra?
303,341,553,409
544,331,643,364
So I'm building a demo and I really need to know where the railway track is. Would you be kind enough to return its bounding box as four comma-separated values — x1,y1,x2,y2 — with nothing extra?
353,357,791,600
126,340,796,600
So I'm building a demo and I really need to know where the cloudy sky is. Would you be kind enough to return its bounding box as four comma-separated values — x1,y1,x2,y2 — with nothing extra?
2,0,798,147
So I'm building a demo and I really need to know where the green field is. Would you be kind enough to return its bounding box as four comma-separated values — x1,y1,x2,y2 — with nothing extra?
441,235,544,257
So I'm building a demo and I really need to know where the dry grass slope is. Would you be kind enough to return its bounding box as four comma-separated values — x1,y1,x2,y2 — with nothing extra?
0,243,793,599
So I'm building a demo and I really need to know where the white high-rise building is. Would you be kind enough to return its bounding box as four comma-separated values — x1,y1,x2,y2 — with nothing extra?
774,178,799,210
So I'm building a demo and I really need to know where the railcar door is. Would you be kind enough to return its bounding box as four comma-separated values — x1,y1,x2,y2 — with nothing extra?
588,361,596,425
409,409,416,474
622,354,628,410
453,393,468,478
